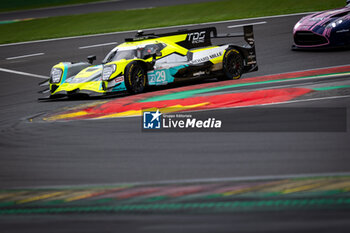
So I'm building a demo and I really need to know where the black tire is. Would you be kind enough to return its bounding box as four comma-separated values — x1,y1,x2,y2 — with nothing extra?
220,49,244,80
124,61,147,94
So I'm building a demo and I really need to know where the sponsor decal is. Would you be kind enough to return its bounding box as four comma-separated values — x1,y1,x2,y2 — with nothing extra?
188,31,206,44
148,70,167,84
209,52,222,59
336,29,350,33
192,51,223,64
193,71,206,77
246,37,255,45
115,76,124,83
192,56,210,64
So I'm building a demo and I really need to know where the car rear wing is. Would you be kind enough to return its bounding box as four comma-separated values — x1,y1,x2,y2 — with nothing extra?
212,25,255,47
126,25,256,49
211,25,258,73
166,25,256,49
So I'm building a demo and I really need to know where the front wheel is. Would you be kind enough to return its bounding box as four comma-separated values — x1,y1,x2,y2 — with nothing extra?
124,61,147,94
219,49,244,80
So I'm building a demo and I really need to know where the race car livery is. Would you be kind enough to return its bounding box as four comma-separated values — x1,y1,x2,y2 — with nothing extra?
40,25,258,98
292,1,350,50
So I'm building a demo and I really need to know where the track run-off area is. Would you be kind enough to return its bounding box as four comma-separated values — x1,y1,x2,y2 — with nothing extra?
39,65,350,121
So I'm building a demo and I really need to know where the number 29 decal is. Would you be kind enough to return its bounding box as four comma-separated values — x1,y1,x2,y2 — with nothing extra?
148,70,167,84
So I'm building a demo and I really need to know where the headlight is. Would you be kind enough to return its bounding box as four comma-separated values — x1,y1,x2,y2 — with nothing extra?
50,68,63,83
102,64,116,81
294,22,301,30
328,19,344,28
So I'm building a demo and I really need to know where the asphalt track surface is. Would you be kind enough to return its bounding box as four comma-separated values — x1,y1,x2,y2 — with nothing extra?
0,12,350,233
1,14,350,188
0,0,221,21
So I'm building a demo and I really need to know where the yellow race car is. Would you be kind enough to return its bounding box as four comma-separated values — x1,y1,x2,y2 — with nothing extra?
40,25,258,99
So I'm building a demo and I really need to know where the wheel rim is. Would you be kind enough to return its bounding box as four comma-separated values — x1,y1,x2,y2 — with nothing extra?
226,52,243,77
131,66,145,92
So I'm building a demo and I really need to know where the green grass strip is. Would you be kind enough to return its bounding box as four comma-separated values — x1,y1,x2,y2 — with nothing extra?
0,0,344,44
0,20,18,25
1,198,349,214
313,85,350,91
0,0,108,13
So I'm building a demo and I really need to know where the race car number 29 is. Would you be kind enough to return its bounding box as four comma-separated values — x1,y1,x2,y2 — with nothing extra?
148,70,167,85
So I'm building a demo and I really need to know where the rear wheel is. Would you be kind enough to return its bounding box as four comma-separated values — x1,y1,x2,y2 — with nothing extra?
220,49,244,80
124,61,147,94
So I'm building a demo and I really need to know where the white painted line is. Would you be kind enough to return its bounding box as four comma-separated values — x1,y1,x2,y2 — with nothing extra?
7,172,350,189
126,7,154,11
6,53,44,60
227,21,267,28
79,42,118,49
0,67,48,79
0,11,313,47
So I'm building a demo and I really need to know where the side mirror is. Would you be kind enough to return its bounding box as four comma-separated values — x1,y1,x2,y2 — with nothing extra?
152,52,162,59
87,55,96,64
